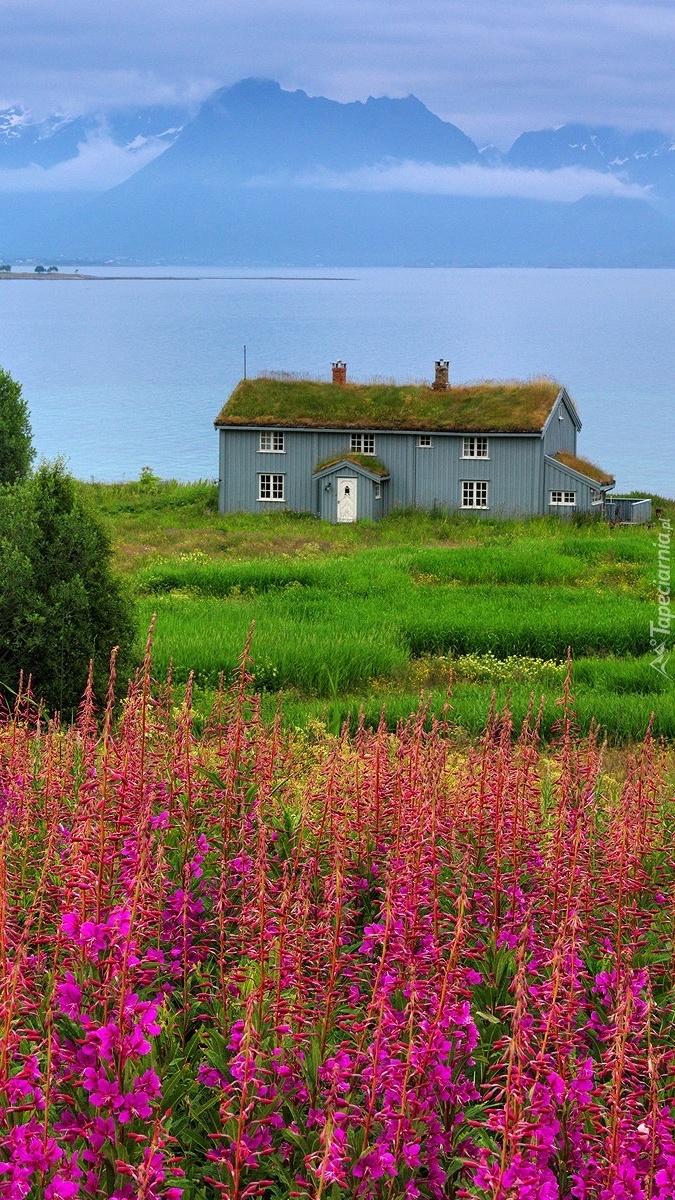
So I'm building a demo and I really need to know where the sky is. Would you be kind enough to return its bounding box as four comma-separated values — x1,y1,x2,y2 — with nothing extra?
2,0,675,147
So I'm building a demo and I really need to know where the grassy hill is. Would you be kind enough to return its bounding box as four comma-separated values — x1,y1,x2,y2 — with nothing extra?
83,478,675,741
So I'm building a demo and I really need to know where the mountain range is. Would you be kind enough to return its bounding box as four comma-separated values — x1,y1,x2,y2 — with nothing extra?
2,79,675,266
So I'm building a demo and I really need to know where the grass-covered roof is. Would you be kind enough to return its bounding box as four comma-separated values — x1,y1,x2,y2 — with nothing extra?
215,376,563,433
553,452,615,487
314,453,390,477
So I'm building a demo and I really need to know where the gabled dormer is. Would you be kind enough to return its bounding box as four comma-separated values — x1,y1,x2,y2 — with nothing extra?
542,387,581,457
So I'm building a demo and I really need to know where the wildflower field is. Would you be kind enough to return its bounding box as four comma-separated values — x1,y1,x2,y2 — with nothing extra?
4,639,675,1200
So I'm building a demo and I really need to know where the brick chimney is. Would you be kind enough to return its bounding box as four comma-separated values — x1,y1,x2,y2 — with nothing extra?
433,360,449,391
332,360,347,385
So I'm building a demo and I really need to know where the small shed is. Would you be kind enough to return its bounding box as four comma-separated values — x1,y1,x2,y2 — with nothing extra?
604,497,652,524
313,455,389,523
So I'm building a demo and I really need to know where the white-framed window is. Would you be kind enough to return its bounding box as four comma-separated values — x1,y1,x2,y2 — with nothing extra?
462,436,489,458
461,480,489,509
418,435,432,448
258,473,285,501
550,490,576,506
374,483,382,500
259,431,285,452
350,433,375,455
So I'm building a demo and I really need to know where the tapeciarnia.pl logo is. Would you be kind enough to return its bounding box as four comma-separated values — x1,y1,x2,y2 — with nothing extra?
651,517,672,678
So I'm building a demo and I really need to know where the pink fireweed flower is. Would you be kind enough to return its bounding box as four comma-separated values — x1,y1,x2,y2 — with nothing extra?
358,921,387,956
227,1019,245,1051
91,1021,121,1062
81,1068,122,1110
403,1143,421,1169
197,1065,224,1088
117,1070,161,1124
569,1058,594,1103
189,833,210,878
352,1146,397,1181
315,1126,349,1187
655,1155,675,1196
60,908,132,959
319,1050,352,1094
44,1163,83,1200
55,972,83,1019
6,1120,63,1172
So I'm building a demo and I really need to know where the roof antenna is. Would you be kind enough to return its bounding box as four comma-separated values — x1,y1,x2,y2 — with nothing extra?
243,344,247,381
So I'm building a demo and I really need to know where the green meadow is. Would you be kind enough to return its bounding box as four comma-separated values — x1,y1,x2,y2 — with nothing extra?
84,479,675,741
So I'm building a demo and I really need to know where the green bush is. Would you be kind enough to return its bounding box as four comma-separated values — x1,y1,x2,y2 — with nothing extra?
0,462,135,713
0,366,34,485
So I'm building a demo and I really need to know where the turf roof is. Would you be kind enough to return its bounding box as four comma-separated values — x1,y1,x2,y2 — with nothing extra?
553,452,615,487
215,376,563,433
314,453,390,477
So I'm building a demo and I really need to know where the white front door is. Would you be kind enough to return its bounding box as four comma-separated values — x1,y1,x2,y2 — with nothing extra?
336,477,357,522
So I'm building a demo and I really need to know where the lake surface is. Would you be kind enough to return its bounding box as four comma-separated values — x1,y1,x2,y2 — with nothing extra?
0,266,672,495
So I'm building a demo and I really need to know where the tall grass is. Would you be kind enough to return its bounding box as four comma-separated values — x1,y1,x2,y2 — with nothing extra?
137,580,653,691
269,679,675,741
139,594,408,692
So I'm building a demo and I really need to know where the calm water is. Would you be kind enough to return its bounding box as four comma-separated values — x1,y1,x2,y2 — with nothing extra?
0,266,673,495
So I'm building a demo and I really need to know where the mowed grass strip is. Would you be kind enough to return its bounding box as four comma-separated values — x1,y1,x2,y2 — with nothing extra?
134,535,654,596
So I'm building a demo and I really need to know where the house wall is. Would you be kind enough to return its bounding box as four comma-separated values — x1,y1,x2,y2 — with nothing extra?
544,458,597,515
218,427,546,518
404,433,543,517
542,394,578,457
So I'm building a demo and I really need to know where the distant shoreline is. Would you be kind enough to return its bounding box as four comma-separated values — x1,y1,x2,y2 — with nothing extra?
0,272,354,281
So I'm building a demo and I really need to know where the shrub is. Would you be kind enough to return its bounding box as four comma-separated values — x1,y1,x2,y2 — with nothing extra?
0,462,135,713
0,365,34,485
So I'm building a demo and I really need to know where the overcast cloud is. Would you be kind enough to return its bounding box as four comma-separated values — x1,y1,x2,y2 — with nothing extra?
1,0,675,146
0,135,171,192
267,162,652,203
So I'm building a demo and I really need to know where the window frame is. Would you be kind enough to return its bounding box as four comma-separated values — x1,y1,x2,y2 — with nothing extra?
461,480,489,509
549,489,576,506
418,435,432,448
258,473,285,502
259,431,285,453
350,433,375,455
462,436,489,459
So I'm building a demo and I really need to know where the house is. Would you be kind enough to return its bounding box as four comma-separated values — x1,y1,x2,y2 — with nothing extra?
214,361,618,522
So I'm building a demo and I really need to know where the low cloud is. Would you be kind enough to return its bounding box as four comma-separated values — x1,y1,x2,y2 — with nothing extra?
267,161,652,203
0,132,169,192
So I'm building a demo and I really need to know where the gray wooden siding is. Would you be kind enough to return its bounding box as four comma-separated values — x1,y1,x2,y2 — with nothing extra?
544,457,597,514
543,398,578,457
218,427,548,519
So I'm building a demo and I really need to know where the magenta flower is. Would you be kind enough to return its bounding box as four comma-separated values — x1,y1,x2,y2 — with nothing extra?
197,1064,224,1088
44,1174,80,1199
55,972,83,1018
118,1069,161,1123
91,1020,120,1061
81,1067,122,1109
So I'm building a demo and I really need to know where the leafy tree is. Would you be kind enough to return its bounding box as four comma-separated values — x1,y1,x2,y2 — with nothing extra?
34,264,45,274
0,366,34,485
0,462,135,714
